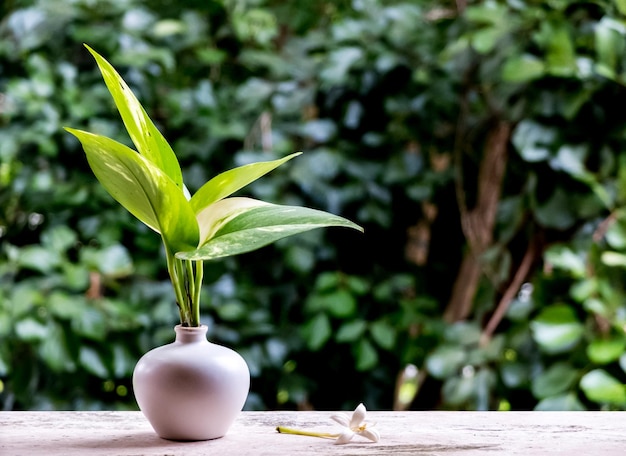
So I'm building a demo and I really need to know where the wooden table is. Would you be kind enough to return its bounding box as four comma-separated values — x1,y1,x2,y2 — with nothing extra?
1,411,624,455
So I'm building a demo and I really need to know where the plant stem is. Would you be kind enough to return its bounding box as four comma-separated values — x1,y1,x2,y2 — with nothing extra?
163,243,205,327
185,259,196,323
192,260,203,326
275,426,339,440
164,245,187,324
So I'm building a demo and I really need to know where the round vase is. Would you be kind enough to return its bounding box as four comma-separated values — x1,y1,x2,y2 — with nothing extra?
132,325,250,441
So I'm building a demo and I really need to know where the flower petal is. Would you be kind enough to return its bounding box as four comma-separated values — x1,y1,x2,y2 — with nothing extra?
331,413,351,428
350,403,367,428
359,427,380,443
334,431,355,445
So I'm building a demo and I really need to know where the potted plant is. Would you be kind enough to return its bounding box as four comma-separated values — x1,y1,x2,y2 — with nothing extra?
64,45,363,441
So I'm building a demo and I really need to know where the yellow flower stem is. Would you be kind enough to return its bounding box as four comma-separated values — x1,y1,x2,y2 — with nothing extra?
276,426,339,439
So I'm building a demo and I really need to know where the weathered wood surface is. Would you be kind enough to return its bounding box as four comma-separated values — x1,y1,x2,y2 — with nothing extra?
1,411,625,455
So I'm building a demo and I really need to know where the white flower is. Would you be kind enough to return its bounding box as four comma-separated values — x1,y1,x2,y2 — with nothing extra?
330,403,380,445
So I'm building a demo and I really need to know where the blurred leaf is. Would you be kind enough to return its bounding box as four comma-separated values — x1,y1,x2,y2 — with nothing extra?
231,8,278,46
72,307,107,341
500,362,529,388
534,393,586,411
470,27,502,54
216,300,247,321
595,18,625,78
601,252,626,268
512,120,555,162
370,320,396,350
17,246,61,273
41,225,77,253
442,376,474,406
355,338,378,371
587,339,626,365
544,245,586,278
502,54,545,82
532,362,578,399
336,320,367,342
530,305,584,354
426,346,466,379
38,324,75,373
112,344,135,378
444,322,481,346
550,144,587,177
534,188,577,230
320,47,364,84
615,0,626,15
15,318,48,341
605,217,626,249
324,289,357,318
79,346,110,378
580,369,626,405
304,313,331,351
98,244,134,277
48,292,86,320
535,20,576,76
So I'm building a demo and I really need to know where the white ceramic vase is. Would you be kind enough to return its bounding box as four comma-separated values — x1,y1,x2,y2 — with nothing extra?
132,325,250,441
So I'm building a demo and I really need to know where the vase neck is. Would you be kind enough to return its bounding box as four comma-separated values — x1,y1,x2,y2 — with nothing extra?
174,325,208,343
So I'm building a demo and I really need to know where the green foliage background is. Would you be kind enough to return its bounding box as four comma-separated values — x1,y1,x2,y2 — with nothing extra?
3,0,626,411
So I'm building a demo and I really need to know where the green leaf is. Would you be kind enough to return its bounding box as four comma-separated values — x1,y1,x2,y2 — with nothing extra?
595,18,624,77
84,45,183,188
442,377,474,406
38,324,75,373
65,128,198,253
370,320,396,350
530,305,584,354
535,21,576,77
444,322,481,346
336,320,367,342
79,346,110,378
426,345,466,379
190,153,301,213
17,246,61,273
470,27,502,54
72,307,107,341
304,313,331,351
534,188,577,230
544,245,586,277
615,0,626,15
48,292,86,319
15,318,49,341
41,225,77,253
534,393,586,411
97,244,134,277
112,344,135,377
324,289,357,318
501,54,545,83
355,338,378,371
532,362,578,399
601,252,626,268
500,362,530,388
177,197,362,261
587,339,626,364
580,369,626,405
216,300,247,321
605,217,626,249
512,120,555,163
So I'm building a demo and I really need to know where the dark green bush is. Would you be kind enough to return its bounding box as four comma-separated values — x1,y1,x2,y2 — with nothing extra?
2,0,626,412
